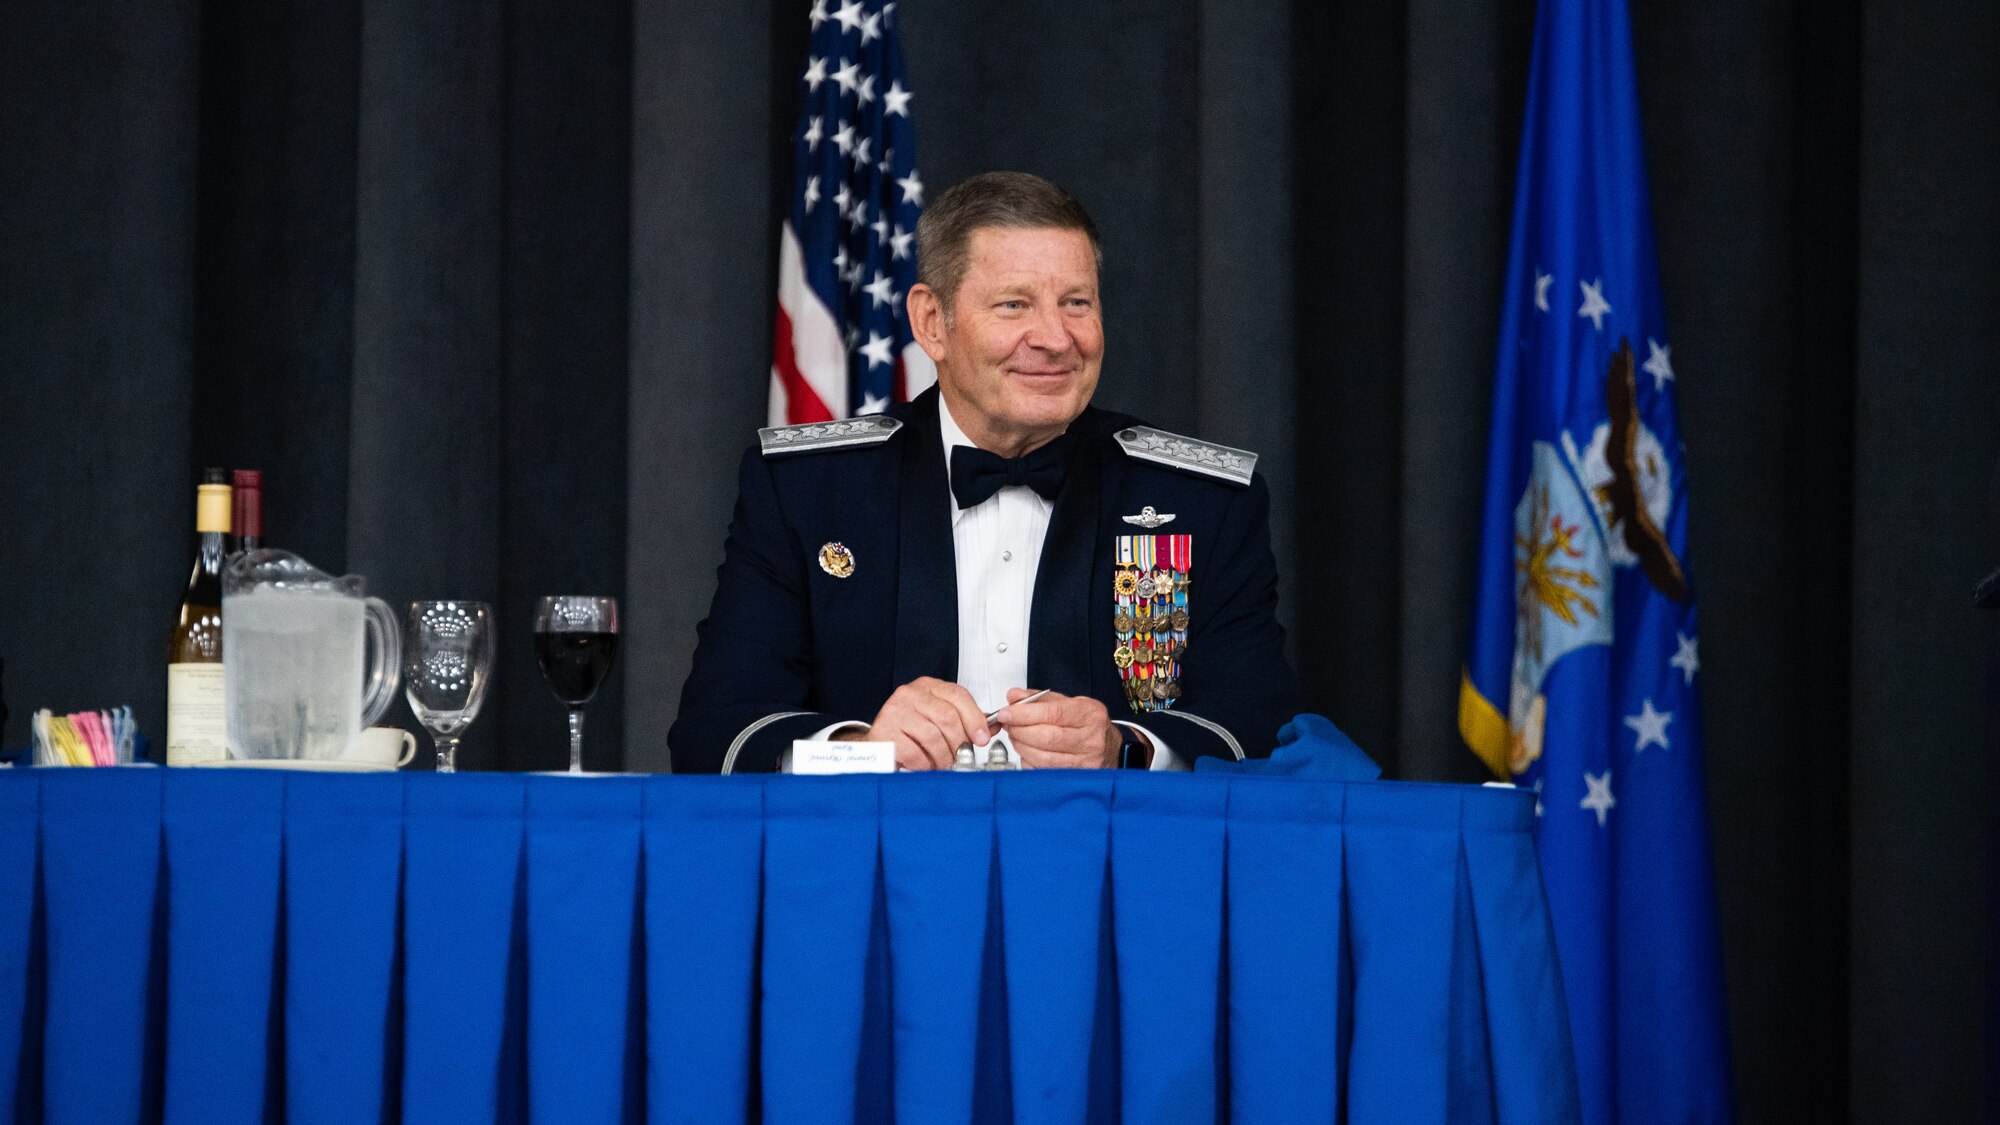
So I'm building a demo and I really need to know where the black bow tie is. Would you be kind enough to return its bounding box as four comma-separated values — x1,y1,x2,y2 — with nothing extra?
948,435,1072,509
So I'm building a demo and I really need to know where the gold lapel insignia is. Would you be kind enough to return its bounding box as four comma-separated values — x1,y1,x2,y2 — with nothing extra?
818,541,856,578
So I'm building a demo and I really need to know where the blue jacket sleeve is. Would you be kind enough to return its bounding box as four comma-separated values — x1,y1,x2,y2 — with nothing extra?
1132,472,1298,760
668,449,843,773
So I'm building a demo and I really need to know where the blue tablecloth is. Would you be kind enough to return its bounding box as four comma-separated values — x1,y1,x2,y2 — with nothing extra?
0,769,1577,1123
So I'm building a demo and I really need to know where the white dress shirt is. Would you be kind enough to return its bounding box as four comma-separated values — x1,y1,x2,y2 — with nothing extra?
939,395,1054,716
793,395,1181,770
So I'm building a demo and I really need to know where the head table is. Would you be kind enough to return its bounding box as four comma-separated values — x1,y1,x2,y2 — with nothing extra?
0,768,1577,1123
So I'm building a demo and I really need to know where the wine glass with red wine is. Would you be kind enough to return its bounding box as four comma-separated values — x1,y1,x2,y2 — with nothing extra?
533,596,620,774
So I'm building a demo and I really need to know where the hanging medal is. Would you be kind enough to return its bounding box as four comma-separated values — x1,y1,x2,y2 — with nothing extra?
1144,536,1160,684
1113,536,1141,699
1151,534,1191,708
1114,532,1192,713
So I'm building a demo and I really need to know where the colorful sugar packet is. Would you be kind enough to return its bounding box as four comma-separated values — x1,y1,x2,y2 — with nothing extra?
31,706,138,767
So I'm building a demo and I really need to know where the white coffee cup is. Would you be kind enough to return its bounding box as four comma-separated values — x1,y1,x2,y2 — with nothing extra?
345,725,417,769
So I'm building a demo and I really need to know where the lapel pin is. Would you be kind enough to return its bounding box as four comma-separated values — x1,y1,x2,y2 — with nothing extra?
818,541,856,578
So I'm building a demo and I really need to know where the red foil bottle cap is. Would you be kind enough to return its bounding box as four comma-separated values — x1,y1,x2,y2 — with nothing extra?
232,469,264,539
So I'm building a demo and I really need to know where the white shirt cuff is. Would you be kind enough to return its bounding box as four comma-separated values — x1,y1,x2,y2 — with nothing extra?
777,719,871,772
1114,720,1185,771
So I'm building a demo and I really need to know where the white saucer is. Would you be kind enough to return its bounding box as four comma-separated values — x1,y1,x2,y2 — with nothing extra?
190,758,396,773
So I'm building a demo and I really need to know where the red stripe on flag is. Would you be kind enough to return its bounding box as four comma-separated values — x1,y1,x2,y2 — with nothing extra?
772,303,834,424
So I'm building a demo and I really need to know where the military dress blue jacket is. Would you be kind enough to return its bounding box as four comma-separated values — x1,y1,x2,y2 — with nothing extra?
668,387,1299,774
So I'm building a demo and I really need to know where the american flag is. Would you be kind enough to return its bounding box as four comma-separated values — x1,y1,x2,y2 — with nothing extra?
769,0,934,425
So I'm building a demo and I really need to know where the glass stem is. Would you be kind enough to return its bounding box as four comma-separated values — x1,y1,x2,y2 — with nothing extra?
436,734,460,774
568,707,586,774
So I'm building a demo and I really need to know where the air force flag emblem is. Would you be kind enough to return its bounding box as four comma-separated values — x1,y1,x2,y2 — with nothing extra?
1507,440,1614,773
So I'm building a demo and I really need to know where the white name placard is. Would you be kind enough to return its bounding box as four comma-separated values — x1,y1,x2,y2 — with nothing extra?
791,740,897,775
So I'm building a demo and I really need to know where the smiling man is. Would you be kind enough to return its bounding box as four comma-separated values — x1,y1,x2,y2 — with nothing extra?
670,172,1298,773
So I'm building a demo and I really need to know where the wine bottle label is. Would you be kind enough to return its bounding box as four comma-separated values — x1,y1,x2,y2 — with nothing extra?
166,662,228,764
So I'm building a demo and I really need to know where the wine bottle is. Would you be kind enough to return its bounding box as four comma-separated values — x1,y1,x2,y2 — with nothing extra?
231,468,263,555
167,468,231,765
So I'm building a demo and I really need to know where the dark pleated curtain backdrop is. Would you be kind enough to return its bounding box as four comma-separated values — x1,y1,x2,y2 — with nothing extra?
1,0,1996,1117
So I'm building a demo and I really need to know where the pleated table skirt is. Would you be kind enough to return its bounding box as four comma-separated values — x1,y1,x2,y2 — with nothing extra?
0,769,1578,1123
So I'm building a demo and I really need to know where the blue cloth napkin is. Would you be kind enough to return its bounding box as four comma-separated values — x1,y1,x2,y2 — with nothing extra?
1194,713,1382,780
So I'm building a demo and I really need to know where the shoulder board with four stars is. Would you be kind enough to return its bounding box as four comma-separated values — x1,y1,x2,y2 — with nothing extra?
1113,425,1257,486
758,415,903,458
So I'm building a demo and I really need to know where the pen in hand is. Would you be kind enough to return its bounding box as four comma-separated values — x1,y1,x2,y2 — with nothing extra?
985,687,1051,725
951,688,1054,772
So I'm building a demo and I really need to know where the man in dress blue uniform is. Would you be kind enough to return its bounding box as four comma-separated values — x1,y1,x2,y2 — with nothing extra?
671,172,1297,773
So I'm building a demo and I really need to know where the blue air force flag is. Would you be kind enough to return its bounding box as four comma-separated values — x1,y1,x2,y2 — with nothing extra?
1458,0,1733,1120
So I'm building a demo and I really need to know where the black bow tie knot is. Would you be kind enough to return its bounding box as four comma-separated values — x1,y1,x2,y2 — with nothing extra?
949,435,1072,509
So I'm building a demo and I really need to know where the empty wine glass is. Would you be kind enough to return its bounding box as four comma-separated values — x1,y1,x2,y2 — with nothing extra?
404,601,495,772
534,596,619,774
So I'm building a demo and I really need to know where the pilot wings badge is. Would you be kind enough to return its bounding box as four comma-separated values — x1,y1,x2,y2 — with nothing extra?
1122,506,1176,528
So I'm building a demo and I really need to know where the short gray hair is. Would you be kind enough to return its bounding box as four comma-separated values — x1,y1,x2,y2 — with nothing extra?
915,172,1103,311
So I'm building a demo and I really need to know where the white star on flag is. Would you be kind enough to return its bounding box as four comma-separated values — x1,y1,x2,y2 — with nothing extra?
1578,278,1613,330
833,183,852,213
1669,632,1700,685
803,115,823,150
832,1,864,32
897,170,924,205
864,271,894,307
884,81,912,117
857,74,876,105
890,226,913,259
1581,771,1616,827
850,135,872,168
860,11,882,43
859,332,893,368
832,61,861,96
1535,270,1552,312
859,392,890,414
1624,698,1673,753
1644,337,1675,391
809,0,828,29
804,57,827,90
832,123,854,155
803,176,819,210
870,215,889,242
